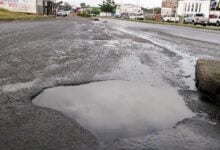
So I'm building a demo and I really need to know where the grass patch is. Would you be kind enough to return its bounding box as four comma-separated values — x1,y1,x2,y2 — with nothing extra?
0,8,53,21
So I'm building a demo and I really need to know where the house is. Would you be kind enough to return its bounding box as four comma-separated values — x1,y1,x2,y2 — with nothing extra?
161,0,178,16
0,0,57,14
115,4,144,18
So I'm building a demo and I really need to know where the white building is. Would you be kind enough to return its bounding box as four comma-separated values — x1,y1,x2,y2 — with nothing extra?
100,12,112,17
116,4,143,17
0,0,56,14
177,0,211,17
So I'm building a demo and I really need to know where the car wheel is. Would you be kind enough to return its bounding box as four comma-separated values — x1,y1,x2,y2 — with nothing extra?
216,21,220,26
193,21,197,25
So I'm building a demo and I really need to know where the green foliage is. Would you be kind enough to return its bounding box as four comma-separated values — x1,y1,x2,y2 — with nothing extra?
99,0,116,13
63,2,72,11
78,11,91,17
90,7,101,15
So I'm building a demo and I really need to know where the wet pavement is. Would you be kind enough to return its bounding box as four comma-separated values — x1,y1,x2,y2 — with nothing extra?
0,16,220,150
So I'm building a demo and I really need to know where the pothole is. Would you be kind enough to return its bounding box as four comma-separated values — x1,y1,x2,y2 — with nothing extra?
32,80,194,144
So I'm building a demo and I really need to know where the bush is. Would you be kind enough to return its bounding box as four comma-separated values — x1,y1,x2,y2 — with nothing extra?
78,11,91,17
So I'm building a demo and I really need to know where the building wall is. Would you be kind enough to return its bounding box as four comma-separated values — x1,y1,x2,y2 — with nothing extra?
161,8,173,16
177,0,211,17
0,0,37,13
162,0,177,8
100,12,112,17
116,4,143,16
161,0,177,16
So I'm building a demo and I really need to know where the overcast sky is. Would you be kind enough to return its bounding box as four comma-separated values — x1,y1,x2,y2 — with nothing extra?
63,0,162,8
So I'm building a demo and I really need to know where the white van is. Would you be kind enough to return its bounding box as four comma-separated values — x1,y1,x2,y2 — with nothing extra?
209,14,220,26
129,13,144,20
163,16,180,23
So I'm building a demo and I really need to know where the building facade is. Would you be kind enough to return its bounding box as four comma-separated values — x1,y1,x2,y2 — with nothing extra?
115,4,144,17
0,0,57,14
161,0,178,16
177,0,211,17
210,0,220,16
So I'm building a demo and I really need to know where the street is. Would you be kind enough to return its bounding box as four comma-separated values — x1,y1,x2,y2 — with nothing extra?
0,16,220,150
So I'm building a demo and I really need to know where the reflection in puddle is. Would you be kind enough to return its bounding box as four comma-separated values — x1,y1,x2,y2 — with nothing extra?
32,80,194,143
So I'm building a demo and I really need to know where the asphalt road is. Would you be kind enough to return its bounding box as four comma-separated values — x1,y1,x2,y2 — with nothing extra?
0,17,220,150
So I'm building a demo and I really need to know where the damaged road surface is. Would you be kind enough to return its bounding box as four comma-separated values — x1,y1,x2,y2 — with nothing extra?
32,81,194,143
0,17,220,150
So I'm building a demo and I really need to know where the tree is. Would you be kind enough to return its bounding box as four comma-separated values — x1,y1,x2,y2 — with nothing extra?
99,0,116,13
80,3,86,9
91,7,101,15
63,2,72,11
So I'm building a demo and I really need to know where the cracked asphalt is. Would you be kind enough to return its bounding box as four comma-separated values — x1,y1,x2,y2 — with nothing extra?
0,16,220,150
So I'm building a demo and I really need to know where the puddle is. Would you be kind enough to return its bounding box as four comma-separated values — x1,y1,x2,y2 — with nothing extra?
32,80,194,143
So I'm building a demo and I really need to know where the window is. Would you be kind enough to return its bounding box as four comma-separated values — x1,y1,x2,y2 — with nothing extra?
198,3,201,12
188,3,190,12
184,3,187,12
191,3,194,12
196,13,204,17
195,3,198,12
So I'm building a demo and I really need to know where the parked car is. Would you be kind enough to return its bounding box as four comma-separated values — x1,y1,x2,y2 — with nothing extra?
129,14,144,20
57,10,67,17
183,13,208,26
162,16,180,23
115,14,121,18
136,14,144,20
208,14,220,26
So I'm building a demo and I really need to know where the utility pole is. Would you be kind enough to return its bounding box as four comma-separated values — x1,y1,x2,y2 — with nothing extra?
153,6,155,16
136,0,138,20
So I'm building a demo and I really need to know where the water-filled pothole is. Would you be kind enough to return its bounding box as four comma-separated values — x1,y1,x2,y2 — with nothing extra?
32,80,194,143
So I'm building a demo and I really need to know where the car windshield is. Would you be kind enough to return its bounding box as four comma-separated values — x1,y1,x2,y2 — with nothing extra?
209,15,217,18
196,14,204,17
